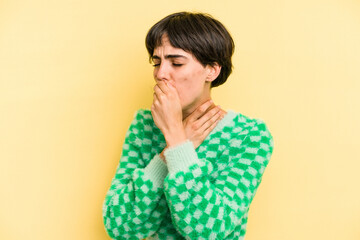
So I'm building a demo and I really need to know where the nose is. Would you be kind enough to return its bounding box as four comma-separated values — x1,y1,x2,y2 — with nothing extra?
154,63,169,81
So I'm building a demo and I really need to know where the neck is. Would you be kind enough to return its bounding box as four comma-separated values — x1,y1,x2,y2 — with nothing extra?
182,90,213,120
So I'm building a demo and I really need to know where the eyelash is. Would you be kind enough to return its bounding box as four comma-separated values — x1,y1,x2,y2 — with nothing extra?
152,63,183,67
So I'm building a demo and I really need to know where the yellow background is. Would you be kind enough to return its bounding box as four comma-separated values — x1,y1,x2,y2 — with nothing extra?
1,0,359,239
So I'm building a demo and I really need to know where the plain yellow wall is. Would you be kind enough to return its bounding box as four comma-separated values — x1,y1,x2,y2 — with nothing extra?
1,0,359,239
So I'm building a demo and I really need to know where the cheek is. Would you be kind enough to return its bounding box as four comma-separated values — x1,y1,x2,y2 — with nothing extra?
173,66,207,104
176,78,204,104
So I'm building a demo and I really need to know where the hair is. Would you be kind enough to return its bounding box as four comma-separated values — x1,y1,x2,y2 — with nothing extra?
145,12,235,88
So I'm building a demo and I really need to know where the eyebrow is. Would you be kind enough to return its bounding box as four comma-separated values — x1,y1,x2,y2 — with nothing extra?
151,54,188,60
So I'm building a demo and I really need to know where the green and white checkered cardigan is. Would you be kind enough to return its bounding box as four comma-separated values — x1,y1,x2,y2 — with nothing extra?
103,109,274,239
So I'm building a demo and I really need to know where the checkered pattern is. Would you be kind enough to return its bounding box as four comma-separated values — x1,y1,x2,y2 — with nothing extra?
103,109,274,239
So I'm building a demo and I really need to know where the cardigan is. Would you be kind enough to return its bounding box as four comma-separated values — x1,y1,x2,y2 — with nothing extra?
102,109,274,239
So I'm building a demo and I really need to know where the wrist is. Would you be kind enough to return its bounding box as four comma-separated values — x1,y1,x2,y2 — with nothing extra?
164,127,187,147
160,149,166,162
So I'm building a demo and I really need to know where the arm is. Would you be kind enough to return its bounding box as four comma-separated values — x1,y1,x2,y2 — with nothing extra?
102,110,169,240
163,119,274,239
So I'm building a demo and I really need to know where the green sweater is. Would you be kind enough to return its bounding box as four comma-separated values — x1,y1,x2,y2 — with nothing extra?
103,109,274,239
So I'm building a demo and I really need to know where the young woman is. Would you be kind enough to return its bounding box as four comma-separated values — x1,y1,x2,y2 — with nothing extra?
103,12,274,240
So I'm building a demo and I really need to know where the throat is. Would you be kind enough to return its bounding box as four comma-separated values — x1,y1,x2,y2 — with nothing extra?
182,99,214,121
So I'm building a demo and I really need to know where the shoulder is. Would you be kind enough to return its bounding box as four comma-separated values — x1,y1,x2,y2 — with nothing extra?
131,108,152,122
127,108,162,138
222,111,274,172
230,111,272,134
128,108,155,129
227,110,274,152
125,109,151,142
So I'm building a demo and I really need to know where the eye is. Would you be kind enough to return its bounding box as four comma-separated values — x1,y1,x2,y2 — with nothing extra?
152,63,160,67
172,63,183,67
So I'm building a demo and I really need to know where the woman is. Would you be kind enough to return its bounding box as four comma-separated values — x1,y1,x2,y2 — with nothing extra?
103,12,274,240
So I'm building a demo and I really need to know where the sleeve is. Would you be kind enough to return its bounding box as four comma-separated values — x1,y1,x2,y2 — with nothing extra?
102,110,170,240
163,119,274,239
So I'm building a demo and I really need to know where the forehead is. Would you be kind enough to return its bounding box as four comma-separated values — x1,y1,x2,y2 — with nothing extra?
153,37,186,54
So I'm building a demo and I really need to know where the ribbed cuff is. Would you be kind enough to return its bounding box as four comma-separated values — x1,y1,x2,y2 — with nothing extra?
143,154,168,189
164,140,200,173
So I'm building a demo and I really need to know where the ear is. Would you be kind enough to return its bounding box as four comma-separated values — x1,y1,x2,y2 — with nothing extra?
205,63,222,82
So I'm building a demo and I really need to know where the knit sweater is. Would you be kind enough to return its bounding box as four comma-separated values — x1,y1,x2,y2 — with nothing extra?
103,109,274,240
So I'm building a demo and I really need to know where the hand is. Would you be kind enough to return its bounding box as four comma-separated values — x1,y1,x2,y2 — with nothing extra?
183,100,226,149
151,80,186,147
160,148,167,163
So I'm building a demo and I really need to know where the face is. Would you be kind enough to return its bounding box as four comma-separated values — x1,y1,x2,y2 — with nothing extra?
152,35,213,111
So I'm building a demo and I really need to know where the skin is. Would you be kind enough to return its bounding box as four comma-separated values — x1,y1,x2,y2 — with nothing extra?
151,35,227,162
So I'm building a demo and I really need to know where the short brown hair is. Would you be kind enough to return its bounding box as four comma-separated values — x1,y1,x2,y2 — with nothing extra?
145,12,235,88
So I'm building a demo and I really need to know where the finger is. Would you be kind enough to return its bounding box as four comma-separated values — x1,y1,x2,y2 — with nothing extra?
199,110,223,136
153,91,162,106
152,92,156,103
201,117,221,138
196,105,222,128
153,91,158,100
153,84,164,95
167,80,176,89
165,80,181,100
185,99,214,122
154,81,171,94
153,85,166,102
169,79,175,86
163,80,180,99
218,108,227,117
